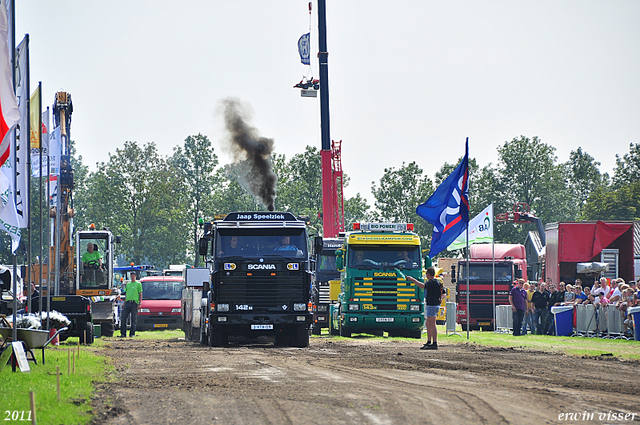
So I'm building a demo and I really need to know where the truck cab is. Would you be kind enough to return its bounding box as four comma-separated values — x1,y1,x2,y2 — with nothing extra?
455,243,527,331
199,212,313,347
311,237,343,334
330,222,424,338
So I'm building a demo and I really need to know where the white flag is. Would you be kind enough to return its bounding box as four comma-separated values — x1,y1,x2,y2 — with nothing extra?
447,203,493,251
48,126,60,207
30,105,49,177
0,150,21,252
14,36,28,227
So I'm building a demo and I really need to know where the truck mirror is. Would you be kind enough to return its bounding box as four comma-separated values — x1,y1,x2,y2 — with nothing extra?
335,249,344,271
198,238,208,256
515,269,523,279
314,236,323,255
450,265,456,284
424,256,432,267
115,235,122,244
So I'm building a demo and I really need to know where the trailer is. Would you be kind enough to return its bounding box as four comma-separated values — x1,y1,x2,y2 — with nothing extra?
545,221,634,285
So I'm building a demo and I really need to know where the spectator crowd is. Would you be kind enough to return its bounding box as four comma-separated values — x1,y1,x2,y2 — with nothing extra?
511,277,639,338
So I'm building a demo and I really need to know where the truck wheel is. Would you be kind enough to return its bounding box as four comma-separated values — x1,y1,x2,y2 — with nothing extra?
409,329,422,339
79,321,95,345
311,325,321,335
102,322,114,337
209,327,227,347
199,325,207,345
339,324,351,338
291,326,309,348
372,329,384,337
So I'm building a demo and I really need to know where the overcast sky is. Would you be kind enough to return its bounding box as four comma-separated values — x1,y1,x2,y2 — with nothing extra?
15,1,640,207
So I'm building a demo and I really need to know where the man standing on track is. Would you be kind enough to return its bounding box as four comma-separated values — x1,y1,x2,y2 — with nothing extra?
120,271,143,338
407,267,443,350
509,279,527,336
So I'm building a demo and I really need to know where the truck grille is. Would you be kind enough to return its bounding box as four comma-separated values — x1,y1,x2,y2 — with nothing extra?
218,274,306,307
318,285,331,304
353,278,418,311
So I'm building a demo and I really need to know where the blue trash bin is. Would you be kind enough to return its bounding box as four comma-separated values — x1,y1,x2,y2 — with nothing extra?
628,306,640,341
551,305,574,337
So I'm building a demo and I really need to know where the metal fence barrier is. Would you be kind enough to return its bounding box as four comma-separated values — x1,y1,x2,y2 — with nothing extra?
575,304,597,336
495,305,512,333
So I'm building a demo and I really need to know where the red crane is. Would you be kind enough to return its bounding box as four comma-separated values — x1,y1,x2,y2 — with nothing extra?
321,140,344,237
329,140,345,235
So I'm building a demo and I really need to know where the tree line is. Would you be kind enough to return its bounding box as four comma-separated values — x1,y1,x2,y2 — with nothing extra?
3,135,638,267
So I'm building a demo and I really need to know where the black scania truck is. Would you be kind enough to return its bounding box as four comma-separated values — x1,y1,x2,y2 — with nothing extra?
198,212,312,347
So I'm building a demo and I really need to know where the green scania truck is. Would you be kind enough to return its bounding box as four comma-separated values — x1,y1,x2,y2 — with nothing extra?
329,222,424,338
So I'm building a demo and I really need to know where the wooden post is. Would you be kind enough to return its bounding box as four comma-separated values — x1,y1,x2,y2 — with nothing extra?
77,339,80,358
56,365,60,401
29,391,36,425
67,347,70,375
72,350,75,374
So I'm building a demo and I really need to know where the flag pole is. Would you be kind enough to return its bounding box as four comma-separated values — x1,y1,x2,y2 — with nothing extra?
38,82,43,314
9,0,17,343
25,36,31,315
492,214,496,332
465,220,470,340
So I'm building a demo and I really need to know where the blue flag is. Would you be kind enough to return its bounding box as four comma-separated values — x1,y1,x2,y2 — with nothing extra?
416,139,469,257
298,33,310,65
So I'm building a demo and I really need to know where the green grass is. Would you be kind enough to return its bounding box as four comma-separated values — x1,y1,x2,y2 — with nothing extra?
313,325,640,360
0,330,184,424
0,338,115,425
442,326,640,360
104,328,185,341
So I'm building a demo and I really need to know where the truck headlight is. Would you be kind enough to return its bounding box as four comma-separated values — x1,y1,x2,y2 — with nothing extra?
412,317,422,322
217,304,229,312
348,304,359,311
171,308,182,313
217,316,227,322
294,303,306,311
317,305,328,312
139,308,150,313
410,305,420,311
296,316,306,321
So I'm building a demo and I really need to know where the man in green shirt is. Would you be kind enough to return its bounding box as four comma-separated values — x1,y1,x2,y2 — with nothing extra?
120,271,143,337
81,243,103,284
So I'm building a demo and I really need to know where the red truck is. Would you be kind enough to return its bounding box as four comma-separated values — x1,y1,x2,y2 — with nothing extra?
545,221,635,285
455,244,527,331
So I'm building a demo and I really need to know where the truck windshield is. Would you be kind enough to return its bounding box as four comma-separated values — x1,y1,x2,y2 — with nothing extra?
140,281,182,300
318,253,338,272
458,264,512,282
348,245,420,269
216,229,307,259
79,236,108,289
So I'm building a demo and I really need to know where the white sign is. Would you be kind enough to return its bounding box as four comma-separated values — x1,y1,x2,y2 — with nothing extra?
301,89,317,98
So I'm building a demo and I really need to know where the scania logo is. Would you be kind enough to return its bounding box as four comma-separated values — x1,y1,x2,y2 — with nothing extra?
374,272,396,277
247,264,276,270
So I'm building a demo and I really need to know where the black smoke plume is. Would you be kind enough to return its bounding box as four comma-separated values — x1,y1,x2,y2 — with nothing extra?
221,98,277,211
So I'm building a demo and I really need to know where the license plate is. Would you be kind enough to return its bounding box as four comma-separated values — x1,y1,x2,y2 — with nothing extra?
153,324,168,328
479,322,491,326
251,324,273,330
375,317,394,322
52,297,66,301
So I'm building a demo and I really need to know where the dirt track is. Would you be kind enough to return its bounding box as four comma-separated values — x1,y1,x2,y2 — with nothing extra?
91,335,640,425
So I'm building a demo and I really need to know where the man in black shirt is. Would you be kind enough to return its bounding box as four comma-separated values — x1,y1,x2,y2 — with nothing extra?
407,267,443,350
547,281,565,335
531,282,550,335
